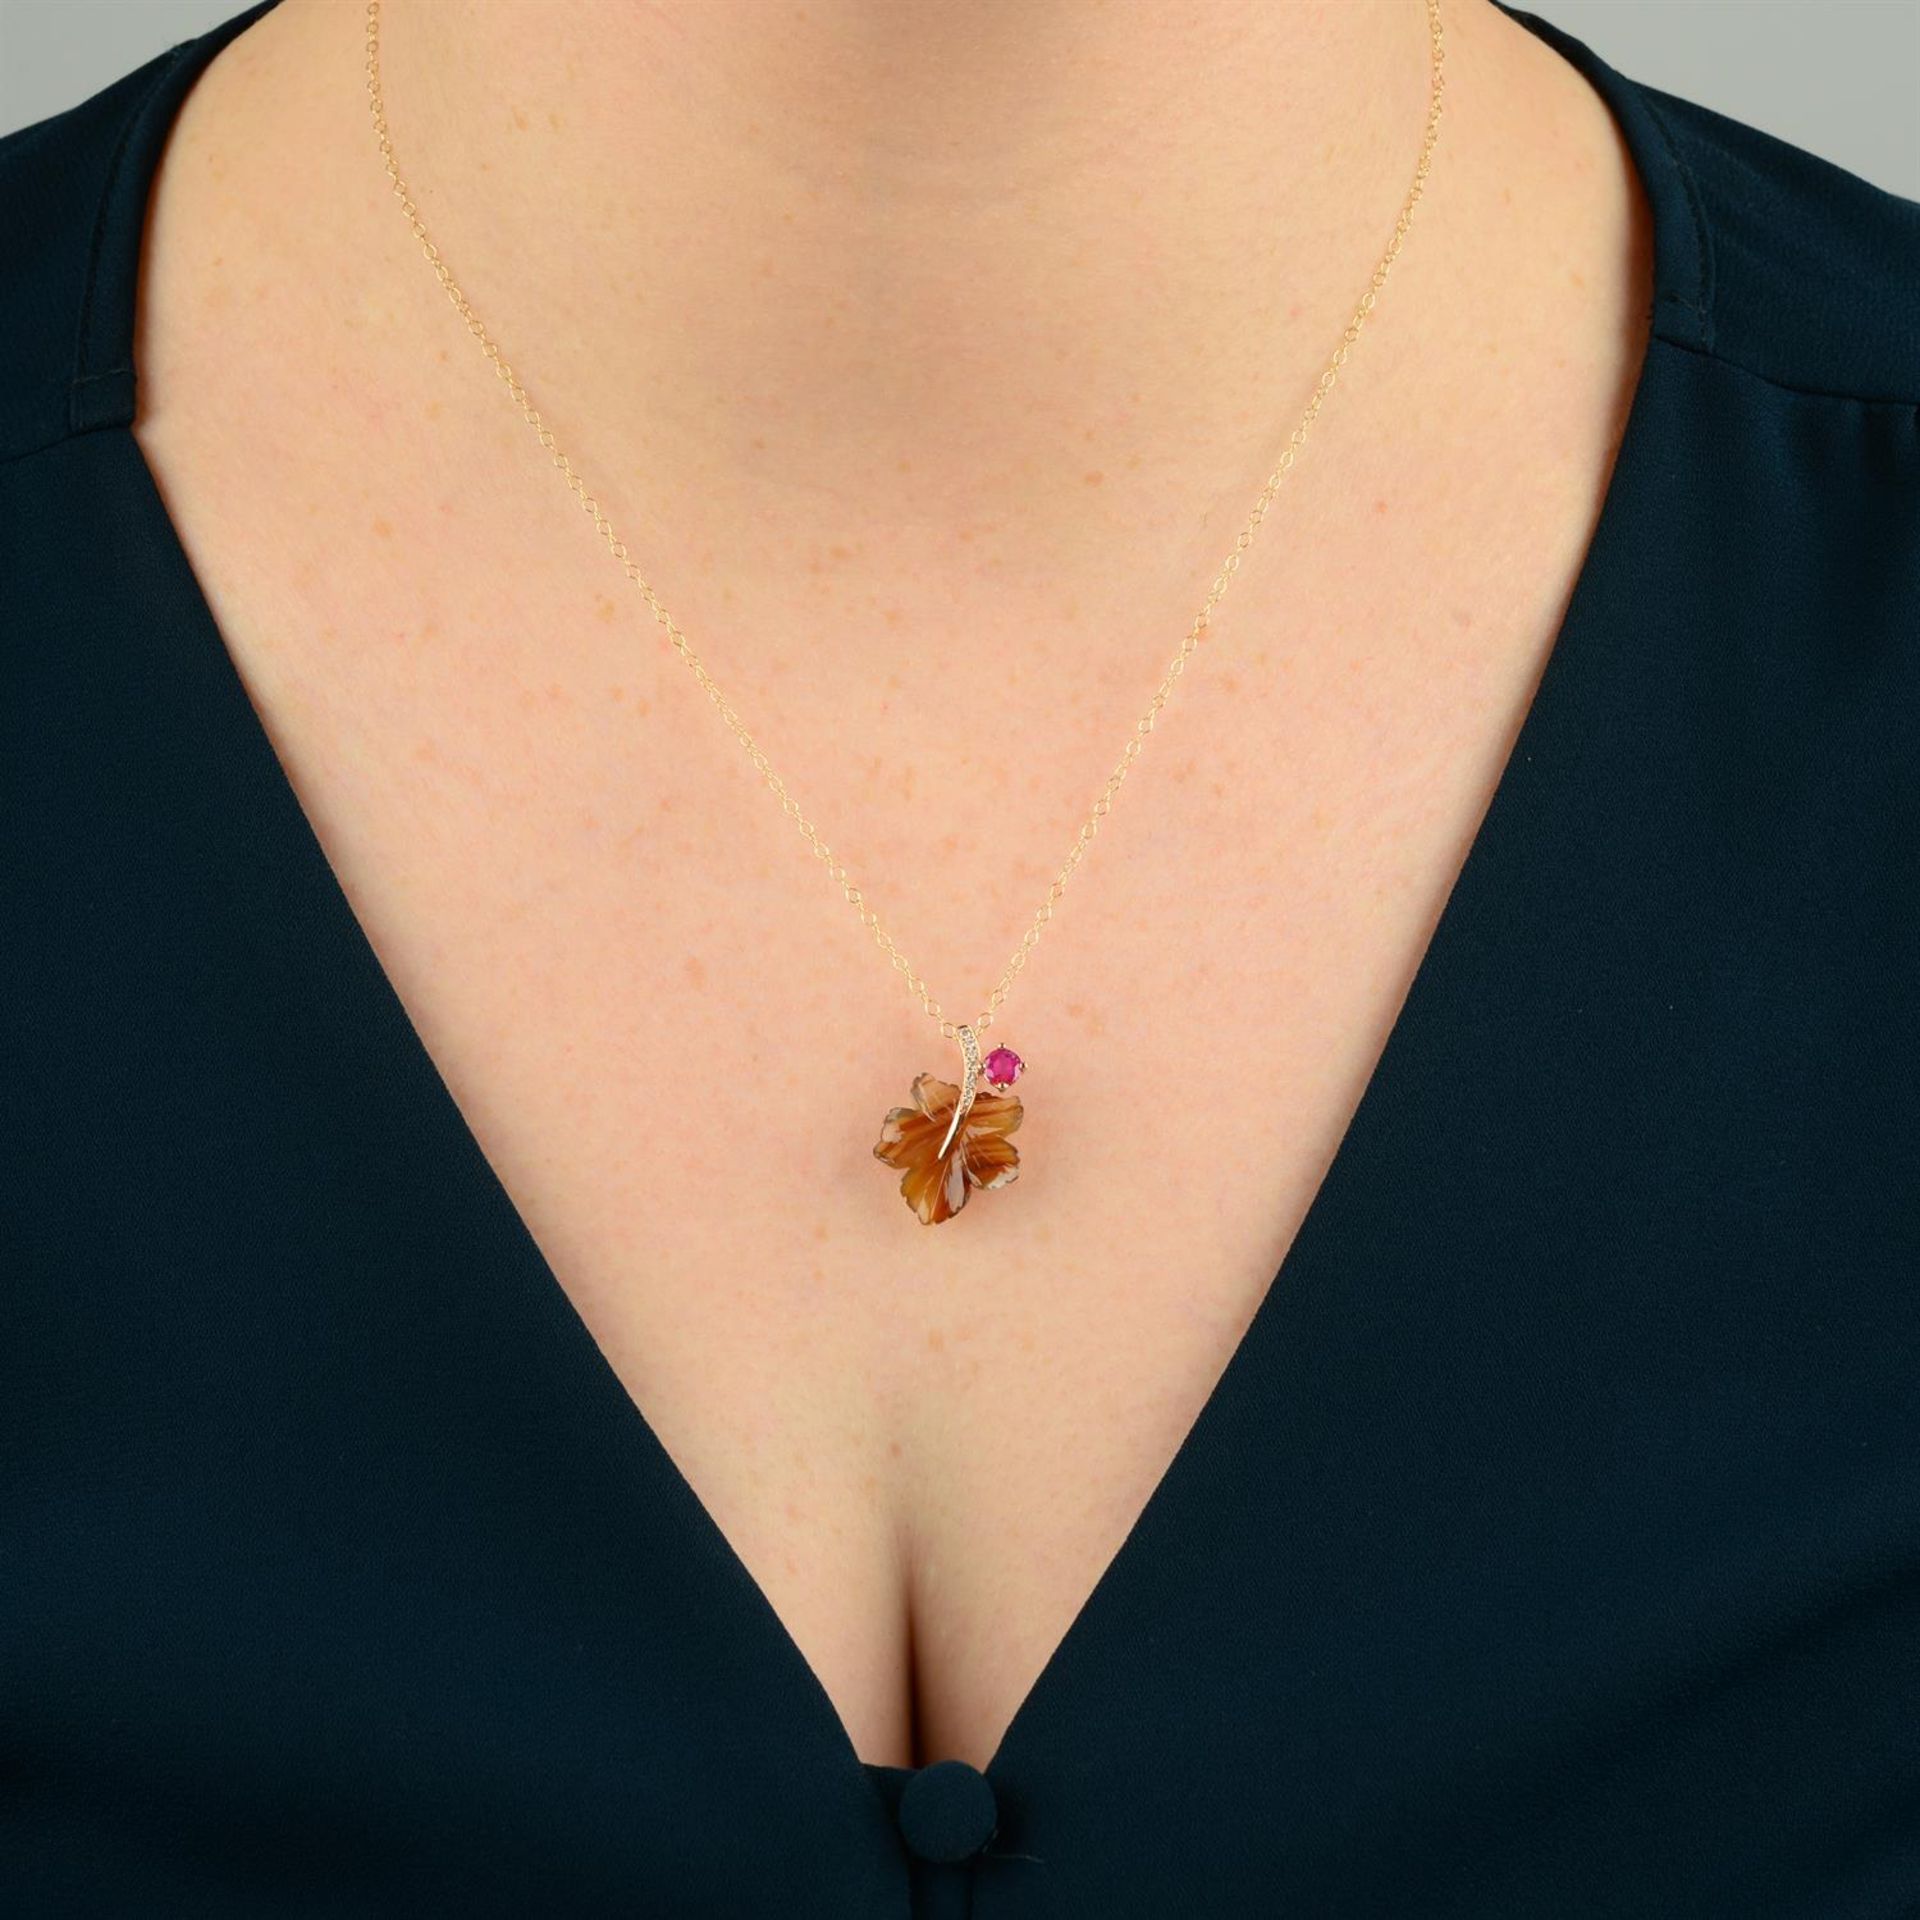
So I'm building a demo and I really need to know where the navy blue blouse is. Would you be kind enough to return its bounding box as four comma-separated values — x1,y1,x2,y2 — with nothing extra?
4,3,1919,1914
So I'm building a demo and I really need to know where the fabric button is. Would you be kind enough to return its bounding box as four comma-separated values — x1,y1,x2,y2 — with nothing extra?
896,1759,999,1864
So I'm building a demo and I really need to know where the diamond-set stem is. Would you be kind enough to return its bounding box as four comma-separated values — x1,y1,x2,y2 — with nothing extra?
937,1025,983,1158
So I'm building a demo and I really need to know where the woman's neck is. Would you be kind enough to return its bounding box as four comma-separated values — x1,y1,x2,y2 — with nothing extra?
367,0,1448,550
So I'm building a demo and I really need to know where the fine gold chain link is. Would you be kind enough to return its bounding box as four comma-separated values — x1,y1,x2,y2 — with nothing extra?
363,0,1446,1041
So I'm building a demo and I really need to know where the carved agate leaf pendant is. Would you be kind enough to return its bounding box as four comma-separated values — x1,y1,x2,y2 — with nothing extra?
873,1026,1026,1225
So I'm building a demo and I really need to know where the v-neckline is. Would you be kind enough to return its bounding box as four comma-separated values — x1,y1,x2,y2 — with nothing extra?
103,0,1689,1802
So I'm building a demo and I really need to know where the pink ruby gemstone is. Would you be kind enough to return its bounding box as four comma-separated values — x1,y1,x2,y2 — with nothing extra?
984,1047,1024,1089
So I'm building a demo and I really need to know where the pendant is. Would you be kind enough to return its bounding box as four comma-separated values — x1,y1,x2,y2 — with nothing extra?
873,1025,1026,1225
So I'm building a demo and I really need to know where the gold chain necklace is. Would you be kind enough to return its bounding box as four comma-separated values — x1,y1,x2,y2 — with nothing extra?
363,0,1447,1224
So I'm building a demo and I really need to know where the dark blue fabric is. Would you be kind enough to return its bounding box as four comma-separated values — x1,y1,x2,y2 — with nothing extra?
4,4,1918,1914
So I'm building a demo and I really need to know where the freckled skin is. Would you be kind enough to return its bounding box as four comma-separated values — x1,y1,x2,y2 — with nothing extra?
132,0,1649,1771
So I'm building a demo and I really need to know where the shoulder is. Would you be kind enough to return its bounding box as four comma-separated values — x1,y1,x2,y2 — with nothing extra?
0,50,170,460
1498,7,1919,862
1507,4,1920,408
0,1,279,464
1641,83,1920,405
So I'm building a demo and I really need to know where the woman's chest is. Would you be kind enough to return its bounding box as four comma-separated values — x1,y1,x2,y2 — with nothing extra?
97,97,1918,1859
13,563,1915,1909
134,356,1658,1770
112,204,1676,1768
13,372,1918,1910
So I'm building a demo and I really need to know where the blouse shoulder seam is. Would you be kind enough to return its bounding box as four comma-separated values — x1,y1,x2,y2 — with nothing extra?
1621,65,1920,408
1633,87,1717,357
1652,331,1920,414
67,40,197,439
0,35,201,463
